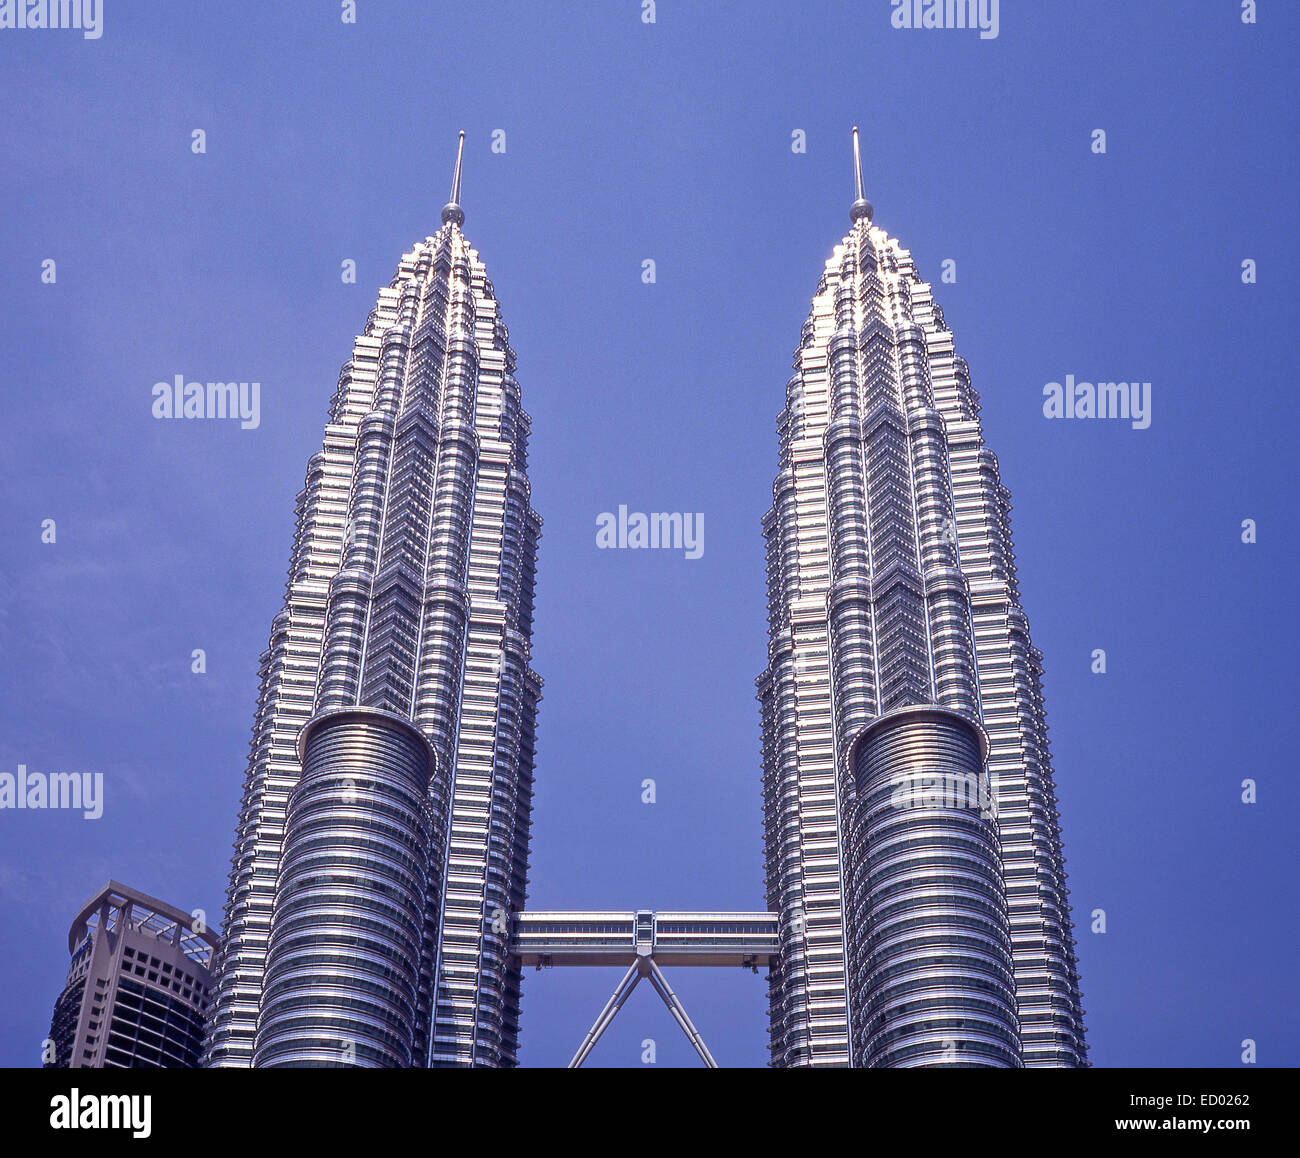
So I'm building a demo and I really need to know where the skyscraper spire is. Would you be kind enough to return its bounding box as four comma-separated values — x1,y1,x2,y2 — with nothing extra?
442,129,466,226
203,145,543,1068
758,147,1086,1068
849,125,873,224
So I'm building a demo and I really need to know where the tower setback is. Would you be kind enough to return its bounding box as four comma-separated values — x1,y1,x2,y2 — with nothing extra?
757,129,1086,1068
202,136,543,1068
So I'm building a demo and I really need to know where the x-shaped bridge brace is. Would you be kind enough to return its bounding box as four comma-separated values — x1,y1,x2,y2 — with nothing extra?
569,948,717,1068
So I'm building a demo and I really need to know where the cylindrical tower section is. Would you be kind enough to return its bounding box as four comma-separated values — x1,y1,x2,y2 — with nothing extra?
845,705,1020,1068
253,708,441,1068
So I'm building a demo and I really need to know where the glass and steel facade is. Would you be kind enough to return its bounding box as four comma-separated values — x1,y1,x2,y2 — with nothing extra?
845,706,1019,1068
513,911,779,969
44,881,218,1069
252,709,441,1068
193,133,1083,1069
757,140,1086,1067
203,146,543,1068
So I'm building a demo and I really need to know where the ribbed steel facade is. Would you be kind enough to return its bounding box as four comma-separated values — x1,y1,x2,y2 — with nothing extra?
758,174,1086,1067
203,172,543,1068
252,709,439,1068
845,706,1019,1068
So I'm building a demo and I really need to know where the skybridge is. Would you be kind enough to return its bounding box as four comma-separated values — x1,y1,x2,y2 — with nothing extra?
513,910,778,1067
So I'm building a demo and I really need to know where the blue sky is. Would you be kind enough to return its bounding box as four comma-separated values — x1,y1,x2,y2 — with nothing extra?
0,0,1295,1068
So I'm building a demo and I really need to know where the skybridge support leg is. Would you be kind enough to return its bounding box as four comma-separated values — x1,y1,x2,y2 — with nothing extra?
568,955,719,1068
568,961,640,1068
645,958,718,1068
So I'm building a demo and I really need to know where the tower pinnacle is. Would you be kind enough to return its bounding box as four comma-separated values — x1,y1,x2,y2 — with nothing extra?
203,146,543,1069
849,125,873,225
441,130,466,226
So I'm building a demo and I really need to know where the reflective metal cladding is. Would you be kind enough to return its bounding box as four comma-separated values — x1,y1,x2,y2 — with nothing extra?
252,709,440,1068
202,136,543,1069
846,706,1019,1068
199,128,1085,1070
756,129,1086,1067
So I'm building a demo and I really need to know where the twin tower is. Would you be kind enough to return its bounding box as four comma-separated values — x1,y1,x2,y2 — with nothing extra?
200,131,1087,1069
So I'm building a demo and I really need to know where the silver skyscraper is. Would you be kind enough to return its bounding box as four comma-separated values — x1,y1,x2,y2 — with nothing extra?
757,131,1086,1068
203,136,543,1068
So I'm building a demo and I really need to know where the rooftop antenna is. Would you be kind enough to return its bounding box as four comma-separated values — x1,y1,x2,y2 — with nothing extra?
441,131,466,226
849,125,874,225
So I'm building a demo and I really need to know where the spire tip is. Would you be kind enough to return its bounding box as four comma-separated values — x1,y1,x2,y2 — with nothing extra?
849,126,873,225
441,131,466,227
